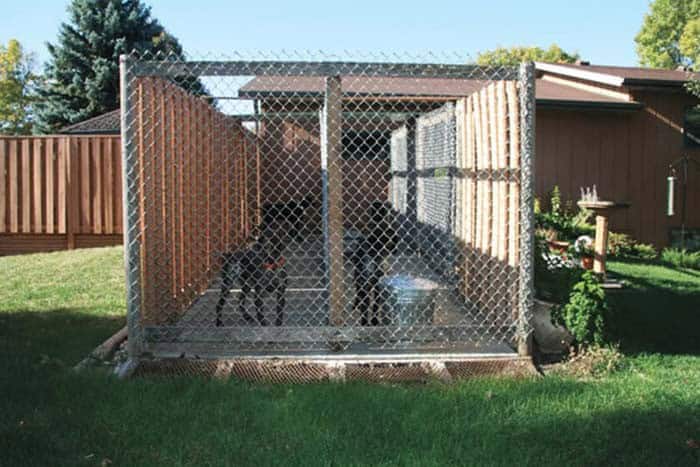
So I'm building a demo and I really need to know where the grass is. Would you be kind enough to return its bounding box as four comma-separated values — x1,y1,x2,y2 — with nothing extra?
607,259,700,354
1,247,699,466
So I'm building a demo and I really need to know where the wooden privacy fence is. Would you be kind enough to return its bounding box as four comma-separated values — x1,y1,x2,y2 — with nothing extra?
455,80,521,323
134,77,255,325
0,135,123,255
390,80,523,331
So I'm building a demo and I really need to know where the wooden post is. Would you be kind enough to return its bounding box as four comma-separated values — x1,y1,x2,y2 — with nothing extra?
324,76,345,326
594,214,609,276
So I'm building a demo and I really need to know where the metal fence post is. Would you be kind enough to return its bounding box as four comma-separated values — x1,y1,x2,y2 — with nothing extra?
518,61,536,357
120,54,143,362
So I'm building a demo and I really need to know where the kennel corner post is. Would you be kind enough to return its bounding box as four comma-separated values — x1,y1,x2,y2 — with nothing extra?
120,54,144,360
324,75,345,326
517,61,536,357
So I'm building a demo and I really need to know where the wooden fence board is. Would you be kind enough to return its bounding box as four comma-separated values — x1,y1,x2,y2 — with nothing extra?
104,138,113,234
57,140,66,234
21,139,30,233
46,139,55,234
32,139,43,232
9,140,18,233
80,138,90,234
92,137,103,234
0,140,5,233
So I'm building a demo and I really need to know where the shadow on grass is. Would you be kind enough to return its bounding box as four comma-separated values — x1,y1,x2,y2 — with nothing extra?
606,270,700,355
0,308,124,366
1,307,699,466
2,371,699,466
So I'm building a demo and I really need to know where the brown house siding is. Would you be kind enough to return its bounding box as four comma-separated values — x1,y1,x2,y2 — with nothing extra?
535,90,700,247
257,112,395,232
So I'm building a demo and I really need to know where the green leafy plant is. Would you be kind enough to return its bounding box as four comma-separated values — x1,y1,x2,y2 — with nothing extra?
0,39,38,134
661,248,700,270
551,271,609,347
635,0,700,69
632,243,658,260
607,232,657,260
476,44,579,67
535,186,594,242
534,234,584,303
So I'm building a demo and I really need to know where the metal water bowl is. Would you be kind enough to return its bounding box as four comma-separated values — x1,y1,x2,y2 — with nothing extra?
378,275,438,325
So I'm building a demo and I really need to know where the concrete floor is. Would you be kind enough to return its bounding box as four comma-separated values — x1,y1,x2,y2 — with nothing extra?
166,235,514,354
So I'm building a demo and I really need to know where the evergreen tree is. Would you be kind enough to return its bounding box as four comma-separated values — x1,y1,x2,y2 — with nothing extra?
35,0,195,133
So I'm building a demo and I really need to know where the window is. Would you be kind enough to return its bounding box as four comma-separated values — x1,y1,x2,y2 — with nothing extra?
342,131,390,160
684,106,700,147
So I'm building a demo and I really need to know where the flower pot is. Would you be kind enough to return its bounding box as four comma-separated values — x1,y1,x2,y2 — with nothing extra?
581,255,594,270
548,240,570,257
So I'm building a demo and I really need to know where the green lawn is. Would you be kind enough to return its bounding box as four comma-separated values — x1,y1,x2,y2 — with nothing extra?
1,247,699,466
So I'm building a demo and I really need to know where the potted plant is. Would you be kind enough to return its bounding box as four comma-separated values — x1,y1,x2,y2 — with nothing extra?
574,235,594,270
538,227,570,257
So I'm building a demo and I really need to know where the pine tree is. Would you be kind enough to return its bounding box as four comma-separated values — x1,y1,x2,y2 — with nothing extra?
35,0,195,133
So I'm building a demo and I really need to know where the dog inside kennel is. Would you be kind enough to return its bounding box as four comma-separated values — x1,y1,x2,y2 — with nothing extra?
122,55,533,358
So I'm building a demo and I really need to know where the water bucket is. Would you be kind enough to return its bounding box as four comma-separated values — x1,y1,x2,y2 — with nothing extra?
378,275,438,325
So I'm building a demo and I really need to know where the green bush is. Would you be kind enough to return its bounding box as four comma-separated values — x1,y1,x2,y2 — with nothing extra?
661,248,700,270
551,271,609,347
607,232,657,260
632,243,658,260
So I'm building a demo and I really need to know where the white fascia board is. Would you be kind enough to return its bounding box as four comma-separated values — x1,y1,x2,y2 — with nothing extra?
535,62,625,88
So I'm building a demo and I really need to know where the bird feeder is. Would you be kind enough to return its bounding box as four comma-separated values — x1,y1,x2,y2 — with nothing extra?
577,199,630,277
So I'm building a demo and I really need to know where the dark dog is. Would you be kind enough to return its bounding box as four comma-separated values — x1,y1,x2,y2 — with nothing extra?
215,201,300,327
350,201,398,326
261,196,311,241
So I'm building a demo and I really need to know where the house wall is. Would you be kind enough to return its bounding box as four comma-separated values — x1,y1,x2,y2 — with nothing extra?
535,89,700,247
257,114,393,232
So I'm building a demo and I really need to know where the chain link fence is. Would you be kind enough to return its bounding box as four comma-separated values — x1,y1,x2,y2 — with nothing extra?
119,52,535,359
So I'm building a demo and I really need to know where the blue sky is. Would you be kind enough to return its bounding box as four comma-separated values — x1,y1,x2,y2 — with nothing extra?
1,0,649,67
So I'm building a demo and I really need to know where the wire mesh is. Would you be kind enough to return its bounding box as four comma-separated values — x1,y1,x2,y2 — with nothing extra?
120,51,534,359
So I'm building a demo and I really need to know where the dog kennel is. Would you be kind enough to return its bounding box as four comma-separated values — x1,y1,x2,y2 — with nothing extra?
119,52,536,367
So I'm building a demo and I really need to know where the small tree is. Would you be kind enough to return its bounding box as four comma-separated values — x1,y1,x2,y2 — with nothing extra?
35,0,200,133
0,39,38,135
476,44,579,67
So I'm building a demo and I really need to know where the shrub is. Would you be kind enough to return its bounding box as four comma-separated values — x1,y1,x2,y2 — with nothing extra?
551,271,609,347
607,232,657,260
632,243,658,260
661,248,700,270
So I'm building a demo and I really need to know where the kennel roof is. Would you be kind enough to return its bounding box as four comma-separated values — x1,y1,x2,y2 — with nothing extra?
239,75,633,107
